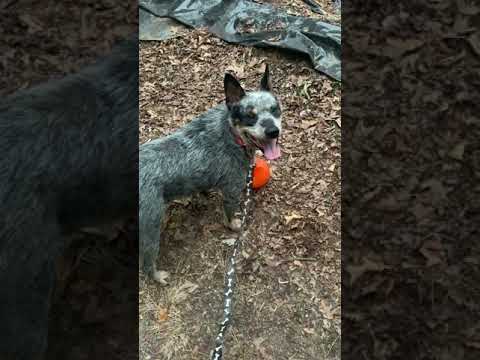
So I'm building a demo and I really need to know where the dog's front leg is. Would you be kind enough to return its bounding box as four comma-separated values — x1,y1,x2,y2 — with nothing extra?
221,179,245,232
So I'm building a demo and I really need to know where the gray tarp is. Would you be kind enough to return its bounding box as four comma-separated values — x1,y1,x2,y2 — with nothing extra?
139,0,341,81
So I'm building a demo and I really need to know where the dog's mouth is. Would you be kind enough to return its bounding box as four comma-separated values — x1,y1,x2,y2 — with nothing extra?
244,133,281,160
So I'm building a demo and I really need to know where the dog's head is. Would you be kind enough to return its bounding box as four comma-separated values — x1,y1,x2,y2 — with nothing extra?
224,65,282,160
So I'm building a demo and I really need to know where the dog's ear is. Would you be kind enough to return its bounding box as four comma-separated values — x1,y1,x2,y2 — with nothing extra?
260,64,272,91
224,73,245,109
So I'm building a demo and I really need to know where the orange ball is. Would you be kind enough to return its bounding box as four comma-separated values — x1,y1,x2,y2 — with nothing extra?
252,157,271,190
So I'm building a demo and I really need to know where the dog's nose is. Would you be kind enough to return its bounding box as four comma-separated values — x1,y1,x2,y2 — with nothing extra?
265,127,279,139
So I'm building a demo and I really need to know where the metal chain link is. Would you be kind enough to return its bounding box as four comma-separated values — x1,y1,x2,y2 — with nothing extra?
211,157,256,360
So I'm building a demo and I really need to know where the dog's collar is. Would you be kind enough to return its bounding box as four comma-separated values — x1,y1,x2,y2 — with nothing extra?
234,135,246,147
229,126,255,160
230,127,246,147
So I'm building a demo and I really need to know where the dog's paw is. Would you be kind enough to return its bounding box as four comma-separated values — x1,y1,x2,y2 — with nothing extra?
228,218,242,232
153,270,170,285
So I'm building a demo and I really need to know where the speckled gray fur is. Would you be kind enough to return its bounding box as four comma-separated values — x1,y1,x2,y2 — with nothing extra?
139,68,281,281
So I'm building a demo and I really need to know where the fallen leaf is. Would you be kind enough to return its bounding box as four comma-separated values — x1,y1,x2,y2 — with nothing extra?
171,281,199,303
299,119,318,129
285,211,302,224
265,256,281,267
468,32,480,57
226,63,246,78
253,337,266,347
346,258,390,284
242,250,251,259
222,238,236,246
419,239,444,267
157,307,169,322
303,328,315,335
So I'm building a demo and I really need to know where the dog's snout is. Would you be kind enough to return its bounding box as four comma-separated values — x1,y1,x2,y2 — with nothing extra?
265,127,279,139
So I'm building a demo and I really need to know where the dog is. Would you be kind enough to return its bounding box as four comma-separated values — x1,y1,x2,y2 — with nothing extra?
139,65,282,284
0,39,138,360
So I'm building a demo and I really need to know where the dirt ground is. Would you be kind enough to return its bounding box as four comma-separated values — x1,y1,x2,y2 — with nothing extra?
342,1,480,358
0,0,137,96
139,3,341,359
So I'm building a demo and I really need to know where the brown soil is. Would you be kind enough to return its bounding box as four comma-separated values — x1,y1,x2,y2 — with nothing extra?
139,9,341,359
342,1,480,358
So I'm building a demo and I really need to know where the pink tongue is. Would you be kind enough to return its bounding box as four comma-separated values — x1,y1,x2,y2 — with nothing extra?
262,139,281,160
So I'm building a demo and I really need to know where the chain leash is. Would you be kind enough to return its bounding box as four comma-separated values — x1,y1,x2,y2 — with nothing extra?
210,157,256,360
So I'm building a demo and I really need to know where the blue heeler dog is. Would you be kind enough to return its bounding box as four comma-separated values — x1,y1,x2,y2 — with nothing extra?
140,65,282,284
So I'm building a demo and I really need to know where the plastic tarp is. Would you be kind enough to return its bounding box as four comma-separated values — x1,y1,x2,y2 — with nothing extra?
139,0,341,81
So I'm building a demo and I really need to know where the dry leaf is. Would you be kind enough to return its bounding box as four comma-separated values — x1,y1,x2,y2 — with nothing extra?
303,328,315,335
419,239,444,267
285,211,302,224
226,63,246,78
319,299,336,320
171,281,199,303
299,119,318,129
157,307,169,322
346,258,390,284
468,32,480,57
222,238,236,246
242,249,251,259
265,256,281,267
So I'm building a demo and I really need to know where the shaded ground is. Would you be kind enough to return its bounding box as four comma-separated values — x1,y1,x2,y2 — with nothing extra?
0,0,136,96
342,1,480,358
139,3,341,357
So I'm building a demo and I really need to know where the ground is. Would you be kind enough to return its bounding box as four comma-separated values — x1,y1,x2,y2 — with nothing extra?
0,0,137,95
138,4,341,358
342,1,480,358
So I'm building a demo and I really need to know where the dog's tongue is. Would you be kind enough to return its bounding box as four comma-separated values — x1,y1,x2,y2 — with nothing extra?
262,139,281,160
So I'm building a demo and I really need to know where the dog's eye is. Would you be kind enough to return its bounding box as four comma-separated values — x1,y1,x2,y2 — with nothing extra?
246,107,257,117
242,108,257,125
270,105,280,115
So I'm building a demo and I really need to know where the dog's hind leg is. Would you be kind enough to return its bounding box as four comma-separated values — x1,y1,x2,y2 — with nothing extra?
139,184,169,284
